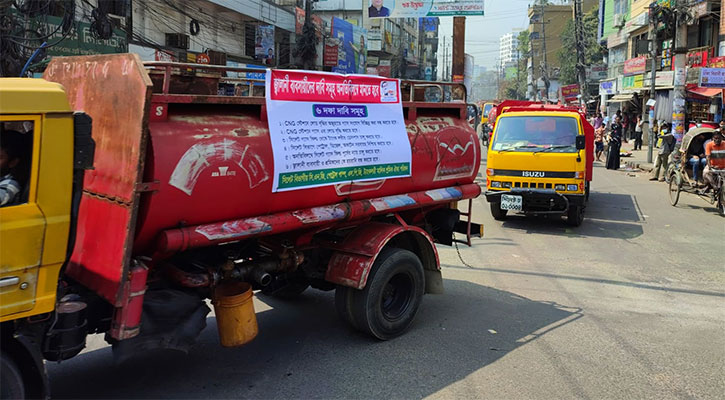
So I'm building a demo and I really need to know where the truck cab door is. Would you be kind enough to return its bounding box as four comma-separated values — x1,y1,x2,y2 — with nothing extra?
0,116,46,317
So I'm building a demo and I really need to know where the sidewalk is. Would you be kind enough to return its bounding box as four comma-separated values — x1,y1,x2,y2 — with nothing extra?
619,142,656,173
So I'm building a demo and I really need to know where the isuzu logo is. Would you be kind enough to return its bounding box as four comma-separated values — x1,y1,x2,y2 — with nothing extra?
522,171,545,178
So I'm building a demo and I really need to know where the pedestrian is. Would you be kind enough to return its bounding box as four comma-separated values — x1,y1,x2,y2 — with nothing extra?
621,112,629,143
594,125,605,162
634,115,643,150
606,116,623,170
649,126,675,182
594,112,603,130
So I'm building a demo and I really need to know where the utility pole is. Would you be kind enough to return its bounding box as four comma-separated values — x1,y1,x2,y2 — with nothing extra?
442,36,447,80
646,3,658,164
540,3,550,101
671,1,687,150
573,0,589,107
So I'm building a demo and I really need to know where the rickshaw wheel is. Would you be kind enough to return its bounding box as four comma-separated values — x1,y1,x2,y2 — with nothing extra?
718,185,725,216
669,171,682,206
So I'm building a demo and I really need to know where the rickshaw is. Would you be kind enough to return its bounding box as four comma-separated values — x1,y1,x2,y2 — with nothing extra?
668,127,725,215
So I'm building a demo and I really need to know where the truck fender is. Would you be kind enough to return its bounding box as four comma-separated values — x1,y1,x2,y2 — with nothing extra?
324,222,442,294
1,323,49,399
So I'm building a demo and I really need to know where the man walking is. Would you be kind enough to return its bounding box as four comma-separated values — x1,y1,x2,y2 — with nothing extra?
650,126,675,182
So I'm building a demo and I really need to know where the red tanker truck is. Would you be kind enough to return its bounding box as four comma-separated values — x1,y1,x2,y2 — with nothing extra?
0,54,481,398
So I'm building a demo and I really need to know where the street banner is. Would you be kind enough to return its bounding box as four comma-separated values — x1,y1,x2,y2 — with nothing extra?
294,7,323,39
698,68,725,88
265,70,411,191
255,25,275,64
367,0,484,19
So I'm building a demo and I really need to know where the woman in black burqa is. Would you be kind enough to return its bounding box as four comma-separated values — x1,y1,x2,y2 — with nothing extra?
606,116,622,170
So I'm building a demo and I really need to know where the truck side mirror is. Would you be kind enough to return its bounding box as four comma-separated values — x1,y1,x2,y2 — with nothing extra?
575,135,586,150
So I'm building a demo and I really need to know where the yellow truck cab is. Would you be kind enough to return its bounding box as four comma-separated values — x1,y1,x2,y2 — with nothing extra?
480,102,496,125
484,102,594,226
0,79,93,399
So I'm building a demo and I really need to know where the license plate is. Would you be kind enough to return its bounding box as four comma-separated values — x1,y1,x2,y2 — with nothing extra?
500,194,522,211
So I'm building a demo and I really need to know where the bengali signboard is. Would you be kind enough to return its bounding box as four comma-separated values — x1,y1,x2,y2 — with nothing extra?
587,64,608,81
599,79,616,95
560,84,580,100
265,70,411,191
43,15,127,57
622,74,644,91
699,68,725,88
367,0,484,19
623,56,647,75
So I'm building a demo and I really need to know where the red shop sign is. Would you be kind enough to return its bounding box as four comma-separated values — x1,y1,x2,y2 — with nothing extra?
623,56,647,75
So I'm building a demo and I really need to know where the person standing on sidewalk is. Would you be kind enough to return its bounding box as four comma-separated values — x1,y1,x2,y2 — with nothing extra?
634,115,644,150
607,116,623,170
650,126,675,181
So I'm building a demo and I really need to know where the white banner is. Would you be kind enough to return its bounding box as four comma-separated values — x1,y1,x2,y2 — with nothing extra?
265,69,411,191
367,0,484,19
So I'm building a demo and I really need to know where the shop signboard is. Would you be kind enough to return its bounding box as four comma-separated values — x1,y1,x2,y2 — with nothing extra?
625,12,649,33
324,38,340,67
698,68,725,88
708,56,725,68
622,74,644,91
623,56,647,75
599,79,616,95
587,64,608,80
367,0,484,19
42,14,127,57
561,83,580,100
655,70,673,87
686,48,711,68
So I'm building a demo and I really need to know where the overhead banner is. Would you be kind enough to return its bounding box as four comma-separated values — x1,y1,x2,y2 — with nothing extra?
699,68,725,88
265,70,411,191
368,0,484,18
560,84,580,100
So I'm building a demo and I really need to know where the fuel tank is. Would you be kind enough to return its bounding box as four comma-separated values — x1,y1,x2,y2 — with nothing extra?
134,106,481,252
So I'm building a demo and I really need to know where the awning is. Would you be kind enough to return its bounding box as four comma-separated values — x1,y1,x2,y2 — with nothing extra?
608,94,635,102
687,86,721,98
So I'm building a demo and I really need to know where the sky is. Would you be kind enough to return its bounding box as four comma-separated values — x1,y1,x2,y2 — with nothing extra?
436,0,531,78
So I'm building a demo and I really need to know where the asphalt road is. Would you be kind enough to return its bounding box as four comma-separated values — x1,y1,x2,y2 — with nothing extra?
48,157,725,399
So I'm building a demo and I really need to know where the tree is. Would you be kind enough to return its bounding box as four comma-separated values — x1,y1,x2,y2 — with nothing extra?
557,6,606,85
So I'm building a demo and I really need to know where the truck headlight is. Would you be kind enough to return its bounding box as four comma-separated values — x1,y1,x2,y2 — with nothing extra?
567,184,578,191
555,184,566,191
502,182,512,188
491,181,501,188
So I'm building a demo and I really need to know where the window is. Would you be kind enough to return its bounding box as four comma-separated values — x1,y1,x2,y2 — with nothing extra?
1,121,34,207
631,32,648,58
614,0,629,15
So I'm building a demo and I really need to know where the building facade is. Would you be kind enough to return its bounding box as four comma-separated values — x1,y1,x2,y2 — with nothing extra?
499,31,521,67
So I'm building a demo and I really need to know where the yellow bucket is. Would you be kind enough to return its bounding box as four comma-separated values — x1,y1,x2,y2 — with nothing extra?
212,282,258,347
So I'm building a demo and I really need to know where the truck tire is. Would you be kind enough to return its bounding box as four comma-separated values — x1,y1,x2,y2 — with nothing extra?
490,202,507,221
335,286,360,330
349,248,424,340
1,351,25,400
566,205,584,227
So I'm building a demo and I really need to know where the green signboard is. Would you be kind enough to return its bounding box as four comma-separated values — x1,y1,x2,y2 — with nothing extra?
42,15,127,57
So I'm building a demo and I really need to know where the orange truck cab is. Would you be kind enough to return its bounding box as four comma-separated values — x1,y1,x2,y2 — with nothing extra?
484,101,594,226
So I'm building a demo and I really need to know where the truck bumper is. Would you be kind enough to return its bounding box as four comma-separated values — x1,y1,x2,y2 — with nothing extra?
485,189,585,214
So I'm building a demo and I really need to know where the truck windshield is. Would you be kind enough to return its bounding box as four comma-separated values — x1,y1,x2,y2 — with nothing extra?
492,116,579,153
483,104,493,118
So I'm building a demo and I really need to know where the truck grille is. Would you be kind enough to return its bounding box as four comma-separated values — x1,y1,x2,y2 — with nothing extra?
514,182,552,189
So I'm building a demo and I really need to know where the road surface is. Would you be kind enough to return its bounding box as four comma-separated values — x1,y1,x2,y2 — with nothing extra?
48,158,725,399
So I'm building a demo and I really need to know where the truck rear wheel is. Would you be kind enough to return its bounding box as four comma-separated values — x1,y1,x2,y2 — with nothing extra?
348,248,424,340
490,202,508,220
1,351,25,400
